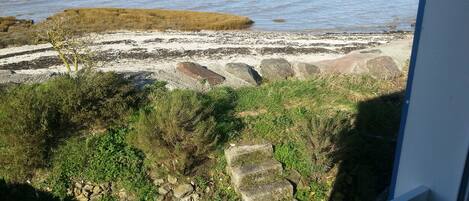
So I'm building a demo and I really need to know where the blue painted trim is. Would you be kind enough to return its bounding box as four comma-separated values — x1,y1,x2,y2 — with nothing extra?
457,148,469,201
388,0,427,200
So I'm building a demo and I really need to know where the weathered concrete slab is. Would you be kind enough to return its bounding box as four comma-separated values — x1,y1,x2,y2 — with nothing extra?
225,144,273,167
230,159,283,187
240,180,294,201
225,144,293,201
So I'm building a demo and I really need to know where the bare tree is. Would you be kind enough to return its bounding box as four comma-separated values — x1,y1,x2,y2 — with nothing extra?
37,16,95,73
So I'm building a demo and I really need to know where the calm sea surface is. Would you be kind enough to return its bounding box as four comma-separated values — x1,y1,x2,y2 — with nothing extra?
0,0,419,32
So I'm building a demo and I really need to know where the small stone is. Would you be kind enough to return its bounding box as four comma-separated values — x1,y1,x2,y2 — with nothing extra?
168,175,178,184
92,186,102,194
76,194,89,201
75,182,83,189
191,193,200,201
74,187,81,196
90,194,103,201
204,186,211,194
118,190,128,199
158,187,169,195
173,184,194,198
83,184,93,192
82,190,90,197
153,178,165,186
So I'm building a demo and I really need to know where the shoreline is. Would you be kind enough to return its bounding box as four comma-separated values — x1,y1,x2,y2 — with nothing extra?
0,30,412,90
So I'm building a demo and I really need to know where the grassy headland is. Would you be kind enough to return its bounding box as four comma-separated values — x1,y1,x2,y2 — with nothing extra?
0,8,254,48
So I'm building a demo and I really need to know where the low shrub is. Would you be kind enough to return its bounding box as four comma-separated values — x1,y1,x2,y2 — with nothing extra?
130,89,219,174
44,71,143,129
299,111,354,180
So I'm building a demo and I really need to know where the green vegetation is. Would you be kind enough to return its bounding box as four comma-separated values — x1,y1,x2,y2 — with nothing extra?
130,89,219,174
0,71,141,183
47,128,156,200
0,8,254,48
0,72,404,201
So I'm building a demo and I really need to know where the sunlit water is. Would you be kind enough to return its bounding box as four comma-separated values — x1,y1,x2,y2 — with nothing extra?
0,0,419,32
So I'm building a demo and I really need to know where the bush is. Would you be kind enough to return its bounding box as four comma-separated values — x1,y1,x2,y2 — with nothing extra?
0,84,62,182
0,71,142,182
130,89,219,174
48,129,156,199
44,71,143,129
299,111,354,180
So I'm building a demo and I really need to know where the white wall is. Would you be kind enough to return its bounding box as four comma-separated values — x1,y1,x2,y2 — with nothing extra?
392,0,469,200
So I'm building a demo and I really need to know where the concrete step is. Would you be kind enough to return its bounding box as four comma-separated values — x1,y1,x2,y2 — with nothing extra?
225,144,273,167
230,159,283,188
240,180,294,201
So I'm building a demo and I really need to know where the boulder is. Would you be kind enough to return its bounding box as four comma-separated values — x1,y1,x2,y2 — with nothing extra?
225,63,262,85
176,62,225,85
173,184,194,198
366,56,402,79
292,62,320,79
259,58,294,81
316,51,401,79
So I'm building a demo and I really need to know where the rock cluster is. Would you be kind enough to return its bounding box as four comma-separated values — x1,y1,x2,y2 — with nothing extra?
176,48,401,87
154,174,214,201
68,181,112,201
225,144,294,201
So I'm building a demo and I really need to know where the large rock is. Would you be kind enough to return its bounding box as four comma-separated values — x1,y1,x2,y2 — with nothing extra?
366,56,402,79
225,63,262,85
259,59,294,81
176,62,225,85
292,62,320,79
316,51,401,79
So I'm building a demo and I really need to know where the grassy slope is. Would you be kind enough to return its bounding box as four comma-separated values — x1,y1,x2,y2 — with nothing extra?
0,74,406,201
0,8,254,48
228,75,405,200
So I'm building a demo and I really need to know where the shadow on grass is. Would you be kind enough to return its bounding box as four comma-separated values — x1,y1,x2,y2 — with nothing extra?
330,91,404,201
0,179,64,201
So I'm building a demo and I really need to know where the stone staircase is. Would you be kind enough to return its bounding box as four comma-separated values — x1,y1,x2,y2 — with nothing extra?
225,144,294,201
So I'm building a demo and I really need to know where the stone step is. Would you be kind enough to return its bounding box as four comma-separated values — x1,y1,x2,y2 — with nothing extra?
230,159,283,188
240,180,294,201
225,144,273,167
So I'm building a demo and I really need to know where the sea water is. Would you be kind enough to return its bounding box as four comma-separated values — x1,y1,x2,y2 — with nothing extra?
0,0,419,32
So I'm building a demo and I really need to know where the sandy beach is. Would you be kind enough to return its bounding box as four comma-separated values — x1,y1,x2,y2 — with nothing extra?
0,30,412,90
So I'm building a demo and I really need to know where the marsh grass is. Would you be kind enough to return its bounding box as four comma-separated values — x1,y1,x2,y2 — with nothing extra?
0,8,253,48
